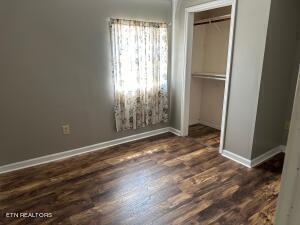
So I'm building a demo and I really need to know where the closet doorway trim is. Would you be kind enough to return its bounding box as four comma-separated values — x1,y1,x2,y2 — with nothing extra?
180,0,237,154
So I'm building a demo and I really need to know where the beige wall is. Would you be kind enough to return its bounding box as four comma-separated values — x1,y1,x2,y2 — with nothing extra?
191,25,206,73
189,79,203,125
202,20,230,73
189,78,225,129
194,6,231,21
189,19,229,128
192,19,230,74
189,25,204,126
199,80,225,129
0,0,172,166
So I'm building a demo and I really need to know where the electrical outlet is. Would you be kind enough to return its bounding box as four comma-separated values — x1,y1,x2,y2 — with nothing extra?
62,124,71,135
284,121,290,130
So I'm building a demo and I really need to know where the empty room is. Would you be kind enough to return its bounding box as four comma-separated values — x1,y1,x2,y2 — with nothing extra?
1,0,300,224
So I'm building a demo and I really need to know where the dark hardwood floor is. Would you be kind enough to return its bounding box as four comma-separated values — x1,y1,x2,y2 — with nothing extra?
0,124,283,225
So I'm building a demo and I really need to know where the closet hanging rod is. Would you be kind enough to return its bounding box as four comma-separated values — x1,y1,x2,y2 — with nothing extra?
194,14,231,26
192,72,226,81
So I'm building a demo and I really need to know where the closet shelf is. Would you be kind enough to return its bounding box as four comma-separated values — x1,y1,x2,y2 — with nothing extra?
194,14,231,26
192,72,226,81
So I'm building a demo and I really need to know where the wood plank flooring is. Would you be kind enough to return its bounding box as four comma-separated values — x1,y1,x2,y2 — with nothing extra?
0,124,284,225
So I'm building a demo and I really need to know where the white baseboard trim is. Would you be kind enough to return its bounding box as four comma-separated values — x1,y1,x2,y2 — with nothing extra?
222,145,286,168
0,128,285,174
198,120,221,130
189,121,200,126
168,127,183,136
0,127,180,174
251,145,286,167
280,145,286,153
222,150,252,168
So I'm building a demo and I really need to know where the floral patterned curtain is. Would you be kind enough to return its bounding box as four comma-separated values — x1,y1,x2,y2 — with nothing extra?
110,19,169,132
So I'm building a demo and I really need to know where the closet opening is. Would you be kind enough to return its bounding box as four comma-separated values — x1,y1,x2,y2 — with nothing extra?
181,0,236,153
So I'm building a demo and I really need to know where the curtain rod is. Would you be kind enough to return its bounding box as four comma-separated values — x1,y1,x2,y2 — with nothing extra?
106,18,172,26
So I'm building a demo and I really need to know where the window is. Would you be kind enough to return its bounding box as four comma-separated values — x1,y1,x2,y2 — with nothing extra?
110,19,168,131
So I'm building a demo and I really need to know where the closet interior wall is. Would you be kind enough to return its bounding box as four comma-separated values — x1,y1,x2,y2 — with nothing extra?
189,6,231,130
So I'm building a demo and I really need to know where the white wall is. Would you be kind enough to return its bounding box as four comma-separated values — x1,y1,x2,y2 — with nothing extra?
275,65,300,225
283,38,300,143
